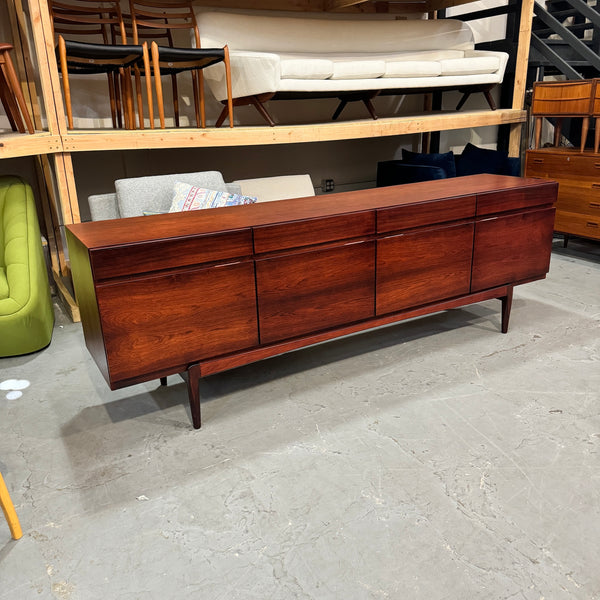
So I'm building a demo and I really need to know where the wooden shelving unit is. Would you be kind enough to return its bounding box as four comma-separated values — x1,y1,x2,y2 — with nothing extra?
1,0,535,320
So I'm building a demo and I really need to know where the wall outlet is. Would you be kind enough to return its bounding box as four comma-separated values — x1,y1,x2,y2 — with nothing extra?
322,178,335,192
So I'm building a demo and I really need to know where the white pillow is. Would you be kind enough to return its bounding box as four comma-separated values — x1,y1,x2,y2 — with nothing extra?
169,181,257,212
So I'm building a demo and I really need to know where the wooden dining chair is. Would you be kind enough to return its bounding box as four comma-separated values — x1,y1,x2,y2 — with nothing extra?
129,0,233,129
49,0,152,130
0,472,22,540
0,43,35,134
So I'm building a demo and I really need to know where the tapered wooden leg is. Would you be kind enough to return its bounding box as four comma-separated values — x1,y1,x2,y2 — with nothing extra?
171,73,180,127
142,43,153,129
186,363,202,429
113,72,123,129
134,66,144,130
483,89,497,110
151,43,165,129
363,97,378,120
58,36,73,129
106,72,118,129
223,46,234,128
332,99,348,120
250,96,275,126
191,70,201,128
0,48,34,133
0,472,22,540
501,286,513,334
456,91,470,111
554,117,562,147
534,117,542,149
580,116,589,152
0,69,23,132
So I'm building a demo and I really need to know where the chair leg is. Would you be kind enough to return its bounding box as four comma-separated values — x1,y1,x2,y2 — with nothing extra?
0,68,24,132
151,42,165,129
142,43,154,129
58,36,74,129
0,49,34,133
134,66,145,130
456,91,470,111
332,98,348,120
534,117,542,150
122,68,135,130
0,472,23,540
191,70,201,128
223,45,234,128
106,72,118,129
171,74,179,127
113,72,123,129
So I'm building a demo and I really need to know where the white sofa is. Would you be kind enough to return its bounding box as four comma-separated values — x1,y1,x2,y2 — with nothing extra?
195,11,509,126
87,171,315,221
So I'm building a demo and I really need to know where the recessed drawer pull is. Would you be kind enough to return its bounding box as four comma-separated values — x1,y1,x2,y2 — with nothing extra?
587,222,599,228
590,202,600,209
592,184,600,189
595,163,600,168
532,159,544,164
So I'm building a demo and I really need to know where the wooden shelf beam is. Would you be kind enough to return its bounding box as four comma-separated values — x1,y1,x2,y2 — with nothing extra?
59,109,526,152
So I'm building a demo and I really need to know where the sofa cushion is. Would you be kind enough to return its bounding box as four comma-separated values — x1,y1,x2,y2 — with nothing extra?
115,171,230,219
331,59,385,80
383,61,441,78
279,55,333,80
440,56,500,76
456,143,510,176
0,267,8,300
402,149,457,178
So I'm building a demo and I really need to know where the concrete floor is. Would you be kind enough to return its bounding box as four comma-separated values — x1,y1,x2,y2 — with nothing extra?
0,237,599,600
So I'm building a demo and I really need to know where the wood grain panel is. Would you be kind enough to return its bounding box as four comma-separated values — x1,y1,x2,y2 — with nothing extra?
554,210,600,241
476,182,557,216
471,207,556,292
525,149,600,180
553,181,600,216
256,242,375,344
376,223,474,315
377,196,475,233
96,261,258,384
253,211,375,254
90,230,253,280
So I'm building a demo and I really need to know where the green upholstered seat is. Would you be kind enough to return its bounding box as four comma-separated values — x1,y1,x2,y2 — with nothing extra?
0,176,54,357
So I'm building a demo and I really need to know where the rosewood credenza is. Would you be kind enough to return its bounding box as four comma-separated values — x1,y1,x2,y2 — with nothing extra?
66,174,558,429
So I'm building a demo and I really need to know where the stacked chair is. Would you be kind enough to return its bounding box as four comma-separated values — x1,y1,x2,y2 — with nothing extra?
0,43,35,134
50,0,152,129
531,79,600,153
129,0,233,128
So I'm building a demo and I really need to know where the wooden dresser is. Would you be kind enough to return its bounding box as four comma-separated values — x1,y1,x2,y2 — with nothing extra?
66,174,557,429
525,147,600,242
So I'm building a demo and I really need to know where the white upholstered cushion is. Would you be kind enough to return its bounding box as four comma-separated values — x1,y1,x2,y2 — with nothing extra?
279,55,333,80
232,175,315,202
440,56,500,76
331,59,385,80
383,61,441,78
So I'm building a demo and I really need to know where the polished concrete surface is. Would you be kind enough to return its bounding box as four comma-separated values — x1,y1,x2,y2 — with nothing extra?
1,237,599,600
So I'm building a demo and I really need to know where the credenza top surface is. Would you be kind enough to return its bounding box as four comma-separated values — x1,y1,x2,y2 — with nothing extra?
67,174,555,249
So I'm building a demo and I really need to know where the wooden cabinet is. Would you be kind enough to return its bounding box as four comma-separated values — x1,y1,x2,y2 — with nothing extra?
525,147,600,242
66,174,557,429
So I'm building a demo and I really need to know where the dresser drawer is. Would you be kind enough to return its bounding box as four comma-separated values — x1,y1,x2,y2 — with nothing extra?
556,181,600,215
554,210,600,240
253,211,375,254
377,195,475,233
90,229,253,280
526,151,600,180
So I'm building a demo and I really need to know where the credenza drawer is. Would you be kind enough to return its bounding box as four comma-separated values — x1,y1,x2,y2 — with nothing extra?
554,210,600,240
90,229,253,279
476,182,557,216
253,211,375,254
377,195,475,233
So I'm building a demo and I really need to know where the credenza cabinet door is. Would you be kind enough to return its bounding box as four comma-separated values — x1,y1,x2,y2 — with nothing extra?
376,222,474,315
256,242,376,344
471,207,556,292
96,261,259,384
